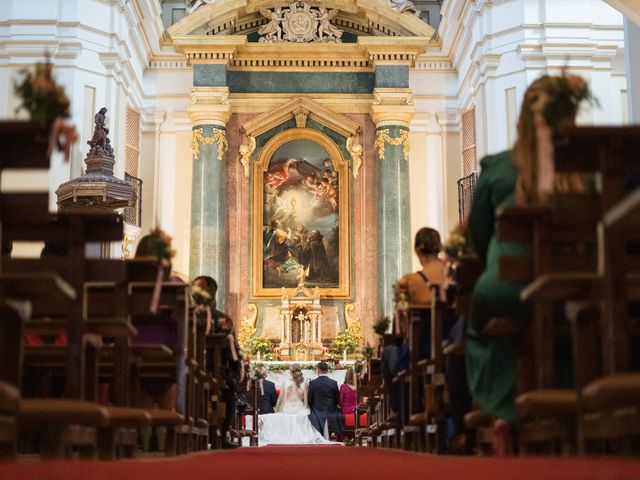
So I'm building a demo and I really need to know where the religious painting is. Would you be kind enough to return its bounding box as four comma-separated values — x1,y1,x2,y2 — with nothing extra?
252,128,350,298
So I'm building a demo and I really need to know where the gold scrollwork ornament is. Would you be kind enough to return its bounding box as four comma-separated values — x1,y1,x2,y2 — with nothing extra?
374,128,410,161
239,135,256,177
191,127,228,161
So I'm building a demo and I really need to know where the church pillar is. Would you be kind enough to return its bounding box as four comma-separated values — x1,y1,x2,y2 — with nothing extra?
371,89,415,318
187,89,231,307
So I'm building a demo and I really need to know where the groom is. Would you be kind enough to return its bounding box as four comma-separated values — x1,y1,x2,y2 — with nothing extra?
308,362,343,438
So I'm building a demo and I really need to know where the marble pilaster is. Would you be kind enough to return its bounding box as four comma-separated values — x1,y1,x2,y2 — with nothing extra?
371,97,415,318
188,95,231,307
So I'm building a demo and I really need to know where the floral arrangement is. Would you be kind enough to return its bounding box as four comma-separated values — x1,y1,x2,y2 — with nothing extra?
329,330,359,355
251,362,268,380
354,360,365,375
13,57,78,160
14,59,70,128
249,336,273,356
253,362,340,373
529,73,593,129
444,223,474,260
190,278,214,306
373,316,391,336
361,343,375,360
141,227,176,263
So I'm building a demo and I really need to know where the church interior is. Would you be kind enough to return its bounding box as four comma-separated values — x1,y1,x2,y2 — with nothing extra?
1,0,640,477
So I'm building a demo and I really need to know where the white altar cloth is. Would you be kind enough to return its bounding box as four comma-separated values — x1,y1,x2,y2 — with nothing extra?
261,361,353,387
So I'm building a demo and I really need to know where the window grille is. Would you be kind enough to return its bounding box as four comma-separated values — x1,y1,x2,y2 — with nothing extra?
124,107,141,227
123,173,142,227
457,172,477,222
461,108,477,176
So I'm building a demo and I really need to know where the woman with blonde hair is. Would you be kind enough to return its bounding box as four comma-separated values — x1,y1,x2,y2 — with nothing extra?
465,73,592,454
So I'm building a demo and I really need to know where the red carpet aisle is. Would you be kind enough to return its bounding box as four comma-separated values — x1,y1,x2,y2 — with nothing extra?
2,446,640,480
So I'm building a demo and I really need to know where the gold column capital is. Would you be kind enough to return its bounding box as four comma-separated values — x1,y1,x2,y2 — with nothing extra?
370,88,415,127
188,87,231,127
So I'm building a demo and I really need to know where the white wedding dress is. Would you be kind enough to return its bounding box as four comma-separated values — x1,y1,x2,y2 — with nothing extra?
258,379,331,446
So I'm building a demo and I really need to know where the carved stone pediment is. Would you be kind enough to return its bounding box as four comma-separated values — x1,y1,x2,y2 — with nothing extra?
168,0,435,40
258,2,343,43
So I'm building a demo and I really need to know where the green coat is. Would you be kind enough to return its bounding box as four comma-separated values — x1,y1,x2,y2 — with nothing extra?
465,150,531,424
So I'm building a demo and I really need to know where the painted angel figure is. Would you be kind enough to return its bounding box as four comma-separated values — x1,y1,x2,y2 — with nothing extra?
258,7,283,42
317,8,342,42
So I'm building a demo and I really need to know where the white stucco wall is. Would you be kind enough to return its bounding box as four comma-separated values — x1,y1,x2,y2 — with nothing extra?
406,0,628,255
0,0,632,271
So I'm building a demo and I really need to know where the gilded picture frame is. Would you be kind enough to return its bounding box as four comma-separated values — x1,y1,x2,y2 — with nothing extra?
251,128,350,298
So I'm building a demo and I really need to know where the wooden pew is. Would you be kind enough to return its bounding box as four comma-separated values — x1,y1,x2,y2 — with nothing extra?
129,280,188,454
496,194,600,454
579,187,640,454
0,122,163,459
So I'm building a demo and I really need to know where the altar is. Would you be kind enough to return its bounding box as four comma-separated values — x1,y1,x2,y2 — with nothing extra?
261,361,351,387
276,269,327,361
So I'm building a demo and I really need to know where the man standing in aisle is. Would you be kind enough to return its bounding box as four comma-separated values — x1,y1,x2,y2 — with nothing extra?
193,275,241,449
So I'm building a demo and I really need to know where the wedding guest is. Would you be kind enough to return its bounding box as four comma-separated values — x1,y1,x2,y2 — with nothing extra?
339,367,357,416
337,367,358,442
134,230,182,413
194,274,242,449
380,334,405,426
400,227,448,305
399,227,452,360
256,366,279,414
466,73,591,454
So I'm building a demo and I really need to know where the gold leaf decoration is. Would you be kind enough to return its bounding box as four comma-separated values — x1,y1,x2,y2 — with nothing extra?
346,135,363,179
191,127,228,161
374,128,410,161
238,135,256,178
344,303,364,346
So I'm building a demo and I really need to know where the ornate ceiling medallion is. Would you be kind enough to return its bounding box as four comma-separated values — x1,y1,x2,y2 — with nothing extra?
258,2,342,43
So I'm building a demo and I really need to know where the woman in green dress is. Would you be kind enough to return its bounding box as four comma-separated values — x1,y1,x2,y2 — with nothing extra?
465,74,592,452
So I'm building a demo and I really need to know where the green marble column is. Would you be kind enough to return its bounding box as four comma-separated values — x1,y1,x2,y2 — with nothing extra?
189,123,229,307
375,124,413,318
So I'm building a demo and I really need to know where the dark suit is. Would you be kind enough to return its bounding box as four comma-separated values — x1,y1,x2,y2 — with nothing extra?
257,379,278,414
308,375,343,435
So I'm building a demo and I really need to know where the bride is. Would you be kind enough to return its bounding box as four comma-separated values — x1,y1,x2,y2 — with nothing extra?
258,364,331,445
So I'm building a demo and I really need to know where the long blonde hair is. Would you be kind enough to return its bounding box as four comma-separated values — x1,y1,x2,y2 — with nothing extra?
513,74,591,205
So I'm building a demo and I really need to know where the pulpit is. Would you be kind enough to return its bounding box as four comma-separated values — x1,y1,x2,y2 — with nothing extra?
278,276,324,361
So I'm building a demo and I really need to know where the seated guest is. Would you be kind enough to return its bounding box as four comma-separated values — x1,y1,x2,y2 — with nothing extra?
400,227,449,306
380,334,406,427
466,73,591,454
399,227,453,360
256,366,279,414
134,229,181,412
194,275,241,449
